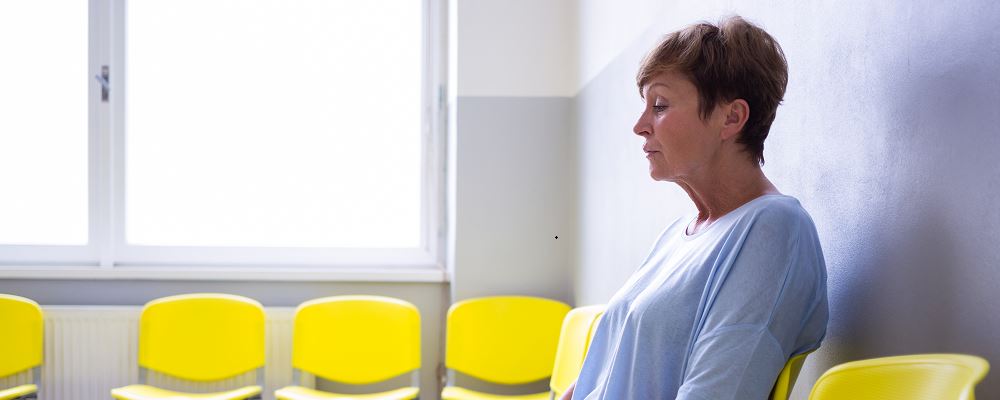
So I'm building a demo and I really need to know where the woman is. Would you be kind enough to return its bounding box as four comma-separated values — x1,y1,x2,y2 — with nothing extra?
564,16,829,400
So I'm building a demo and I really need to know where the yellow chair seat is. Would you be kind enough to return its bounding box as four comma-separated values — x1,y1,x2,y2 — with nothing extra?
0,384,38,400
110,384,261,400
441,387,549,400
275,386,419,400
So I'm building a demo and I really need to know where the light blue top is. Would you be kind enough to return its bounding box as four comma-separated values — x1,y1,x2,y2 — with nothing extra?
573,194,828,400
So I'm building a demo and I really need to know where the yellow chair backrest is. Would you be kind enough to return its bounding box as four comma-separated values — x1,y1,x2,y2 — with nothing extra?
138,293,265,381
809,353,990,400
292,295,421,384
771,350,814,400
446,296,571,384
550,305,605,398
0,294,43,377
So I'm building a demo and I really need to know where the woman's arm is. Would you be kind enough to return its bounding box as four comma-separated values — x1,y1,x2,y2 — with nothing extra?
677,206,827,399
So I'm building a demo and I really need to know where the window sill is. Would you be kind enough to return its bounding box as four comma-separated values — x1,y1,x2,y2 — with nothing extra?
0,265,448,282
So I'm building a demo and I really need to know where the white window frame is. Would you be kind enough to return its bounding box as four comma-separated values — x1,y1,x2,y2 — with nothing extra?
0,0,448,281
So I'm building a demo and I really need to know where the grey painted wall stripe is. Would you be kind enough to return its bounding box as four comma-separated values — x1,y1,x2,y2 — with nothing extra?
452,96,574,304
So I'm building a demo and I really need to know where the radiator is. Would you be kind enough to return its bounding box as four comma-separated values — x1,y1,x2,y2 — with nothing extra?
0,306,298,400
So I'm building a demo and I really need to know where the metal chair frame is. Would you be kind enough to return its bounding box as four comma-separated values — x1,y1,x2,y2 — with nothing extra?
136,366,265,400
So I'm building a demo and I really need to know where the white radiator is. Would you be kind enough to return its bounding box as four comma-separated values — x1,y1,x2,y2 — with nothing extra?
0,306,297,400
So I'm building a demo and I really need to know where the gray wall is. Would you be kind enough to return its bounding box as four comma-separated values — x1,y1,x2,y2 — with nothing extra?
452,96,574,304
573,1,1000,398
449,0,577,304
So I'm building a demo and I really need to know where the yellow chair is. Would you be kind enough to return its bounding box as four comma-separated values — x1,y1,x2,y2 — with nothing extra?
0,294,43,400
111,293,266,400
549,305,605,400
274,295,422,400
808,353,989,400
770,350,815,400
441,296,571,400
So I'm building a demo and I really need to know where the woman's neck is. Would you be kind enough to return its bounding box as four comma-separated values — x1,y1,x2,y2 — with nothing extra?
678,164,779,235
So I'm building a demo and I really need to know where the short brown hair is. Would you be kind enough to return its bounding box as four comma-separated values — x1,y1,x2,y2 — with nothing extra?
637,16,787,165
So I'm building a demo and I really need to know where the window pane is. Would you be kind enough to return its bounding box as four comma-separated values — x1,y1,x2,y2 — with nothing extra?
126,0,423,248
0,2,89,245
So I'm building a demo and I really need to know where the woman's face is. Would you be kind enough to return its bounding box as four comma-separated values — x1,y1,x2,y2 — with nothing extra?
633,71,724,182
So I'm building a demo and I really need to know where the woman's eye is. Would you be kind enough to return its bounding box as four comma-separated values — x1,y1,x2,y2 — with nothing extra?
652,105,668,112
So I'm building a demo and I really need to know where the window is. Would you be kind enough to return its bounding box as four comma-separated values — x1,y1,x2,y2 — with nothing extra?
0,1,91,266
0,0,446,273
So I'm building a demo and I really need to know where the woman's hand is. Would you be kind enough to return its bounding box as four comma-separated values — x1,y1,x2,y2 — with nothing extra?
559,381,576,400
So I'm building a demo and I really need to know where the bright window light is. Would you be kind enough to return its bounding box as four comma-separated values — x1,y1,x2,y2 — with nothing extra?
0,1,89,245
125,0,424,248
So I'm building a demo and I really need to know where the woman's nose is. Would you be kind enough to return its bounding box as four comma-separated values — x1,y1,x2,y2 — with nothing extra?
633,112,650,136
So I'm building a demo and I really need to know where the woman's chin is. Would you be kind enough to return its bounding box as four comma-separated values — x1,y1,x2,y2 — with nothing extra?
649,169,680,182
649,172,671,182
648,166,669,181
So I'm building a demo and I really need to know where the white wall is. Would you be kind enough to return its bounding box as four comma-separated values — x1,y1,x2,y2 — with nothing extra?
574,0,668,94
456,0,577,97
573,1,1000,398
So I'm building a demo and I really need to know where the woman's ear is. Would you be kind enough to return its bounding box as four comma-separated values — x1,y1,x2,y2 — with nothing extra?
719,99,749,141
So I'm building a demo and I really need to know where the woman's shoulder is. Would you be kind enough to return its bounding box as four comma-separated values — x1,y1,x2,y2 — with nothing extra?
735,194,819,239
729,195,826,276
741,194,813,223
